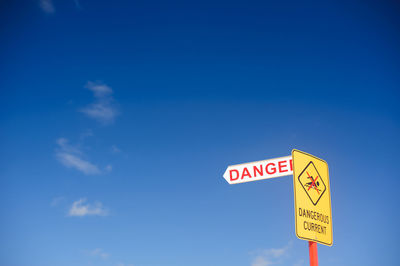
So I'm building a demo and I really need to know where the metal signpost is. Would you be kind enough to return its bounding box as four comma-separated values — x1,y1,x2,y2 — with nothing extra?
222,149,332,266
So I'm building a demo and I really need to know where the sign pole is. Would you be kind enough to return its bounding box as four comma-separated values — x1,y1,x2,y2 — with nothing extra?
308,241,318,266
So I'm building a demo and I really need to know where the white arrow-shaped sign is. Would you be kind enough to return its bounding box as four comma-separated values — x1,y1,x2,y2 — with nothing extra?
223,155,293,184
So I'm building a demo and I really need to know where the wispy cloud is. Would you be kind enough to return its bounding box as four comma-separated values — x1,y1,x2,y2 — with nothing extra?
80,129,94,140
111,145,121,154
105,164,113,172
251,242,291,266
74,0,82,10
252,256,272,266
39,0,55,14
84,248,110,259
57,153,100,175
51,196,66,207
293,259,305,266
56,138,101,175
83,248,135,266
68,198,109,217
80,81,119,125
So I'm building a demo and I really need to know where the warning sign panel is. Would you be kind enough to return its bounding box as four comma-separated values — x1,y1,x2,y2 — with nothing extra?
298,161,326,206
292,149,332,246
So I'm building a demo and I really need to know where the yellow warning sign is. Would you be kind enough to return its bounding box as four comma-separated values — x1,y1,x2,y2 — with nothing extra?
292,149,333,246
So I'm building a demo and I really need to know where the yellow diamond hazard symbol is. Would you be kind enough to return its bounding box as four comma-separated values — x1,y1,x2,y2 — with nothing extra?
298,161,326,206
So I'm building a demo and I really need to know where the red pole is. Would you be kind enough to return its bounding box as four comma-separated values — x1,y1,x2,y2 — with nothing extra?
308,241,318,266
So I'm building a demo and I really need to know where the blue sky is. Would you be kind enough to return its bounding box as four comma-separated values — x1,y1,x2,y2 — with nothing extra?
0,1,399,266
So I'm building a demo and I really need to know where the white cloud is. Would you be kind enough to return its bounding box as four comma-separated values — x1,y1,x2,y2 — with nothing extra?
116,263,134,266
252,256,272,266
105,164,113,172
111,145,121,154
86,81,113,97
56,138,101,175
68,198,108,217
82,103,116,123
80,129,94,140
51,196,66,207
293,259,305,266
84,248,110,259
56,138,82,155
265,247,287,258
39,0,55,13
80,81,119,124
57,152,100,175
251,242,291,266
